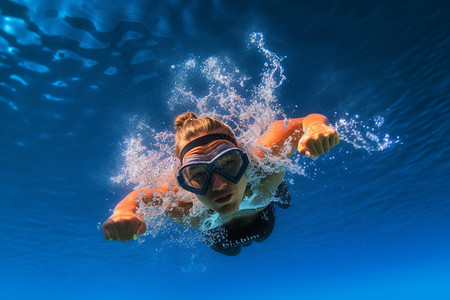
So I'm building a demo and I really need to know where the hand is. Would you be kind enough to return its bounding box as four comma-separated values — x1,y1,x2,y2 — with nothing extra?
102,211,147,242
298,124,340,158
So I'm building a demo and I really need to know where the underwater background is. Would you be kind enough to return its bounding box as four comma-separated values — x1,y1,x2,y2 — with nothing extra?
1,0,449,299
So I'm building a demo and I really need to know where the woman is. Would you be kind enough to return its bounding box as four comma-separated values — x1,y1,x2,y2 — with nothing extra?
102,112,339,255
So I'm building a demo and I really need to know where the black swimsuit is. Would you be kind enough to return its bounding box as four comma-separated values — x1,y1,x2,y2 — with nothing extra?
201,181,291,256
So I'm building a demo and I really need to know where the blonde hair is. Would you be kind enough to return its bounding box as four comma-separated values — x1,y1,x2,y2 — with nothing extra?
174,112,235,159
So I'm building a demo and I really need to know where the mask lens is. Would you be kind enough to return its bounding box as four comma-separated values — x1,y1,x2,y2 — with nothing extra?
214,150,243,177
181,165,208,189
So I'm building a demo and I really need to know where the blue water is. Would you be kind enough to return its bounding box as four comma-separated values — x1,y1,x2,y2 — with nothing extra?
1,0,450,299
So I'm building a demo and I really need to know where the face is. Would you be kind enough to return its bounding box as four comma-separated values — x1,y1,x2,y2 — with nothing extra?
181,139,248,215
196,172,247,215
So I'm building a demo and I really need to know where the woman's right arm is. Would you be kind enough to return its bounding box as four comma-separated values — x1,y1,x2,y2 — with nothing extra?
102,184,194,241
253,114,339,194
102,189,148,242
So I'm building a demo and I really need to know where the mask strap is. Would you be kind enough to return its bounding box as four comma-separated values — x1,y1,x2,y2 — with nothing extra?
179,133,237,163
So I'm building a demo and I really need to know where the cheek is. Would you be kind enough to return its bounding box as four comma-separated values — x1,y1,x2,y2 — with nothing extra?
196,194,214,207
237,176,247,192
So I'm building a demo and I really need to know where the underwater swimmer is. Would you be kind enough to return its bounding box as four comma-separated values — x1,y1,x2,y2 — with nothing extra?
102,112,339,255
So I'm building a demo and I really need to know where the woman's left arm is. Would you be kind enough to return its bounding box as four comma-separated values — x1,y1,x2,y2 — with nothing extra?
255,114,339,193
257,113,339,159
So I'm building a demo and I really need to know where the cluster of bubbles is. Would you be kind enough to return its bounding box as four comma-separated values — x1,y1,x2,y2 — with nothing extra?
334,114,400,152
112,32,295,237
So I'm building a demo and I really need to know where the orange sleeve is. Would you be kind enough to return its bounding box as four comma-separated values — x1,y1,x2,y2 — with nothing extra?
256,117,305,158
256,114,331,158
113,185,172,214
112,190,142,215
112,184,192,217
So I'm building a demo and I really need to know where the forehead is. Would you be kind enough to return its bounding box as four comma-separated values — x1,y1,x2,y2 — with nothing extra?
183,140,235,163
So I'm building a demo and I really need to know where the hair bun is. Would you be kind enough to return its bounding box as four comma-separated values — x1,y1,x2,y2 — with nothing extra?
174,112,197,130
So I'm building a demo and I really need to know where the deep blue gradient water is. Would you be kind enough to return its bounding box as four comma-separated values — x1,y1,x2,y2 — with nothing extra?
1,1,449,299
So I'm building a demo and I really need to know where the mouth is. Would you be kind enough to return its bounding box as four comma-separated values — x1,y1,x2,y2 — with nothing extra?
214,193,233,204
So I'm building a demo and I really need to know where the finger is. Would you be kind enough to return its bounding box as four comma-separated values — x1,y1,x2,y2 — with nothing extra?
298,141,308,156
136,221,147,237
315,136,325,155
335,135,340,146
118,222,127,242
130,219,144,238
127,221,134,241
102,225,111,240
109,225,120,241
323,136,331,152
122,222,131,242
330,134,340,148
329,134,336,148
130,221,139,238
305,139,319,156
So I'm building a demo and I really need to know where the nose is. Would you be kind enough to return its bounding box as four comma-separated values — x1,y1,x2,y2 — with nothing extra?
210,172,227,191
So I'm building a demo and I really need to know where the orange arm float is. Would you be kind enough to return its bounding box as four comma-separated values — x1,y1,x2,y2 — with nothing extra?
103,184,193,241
